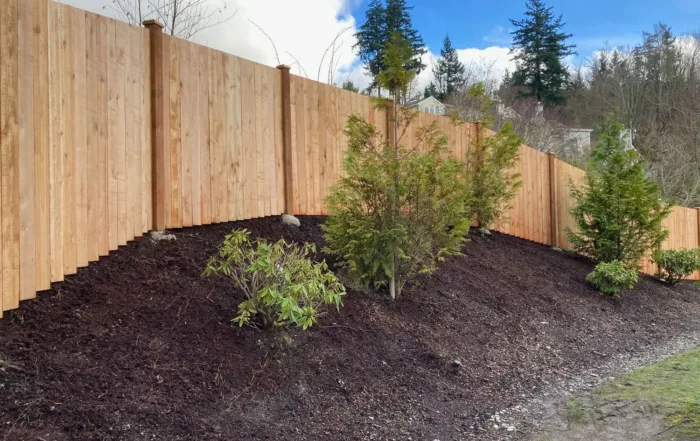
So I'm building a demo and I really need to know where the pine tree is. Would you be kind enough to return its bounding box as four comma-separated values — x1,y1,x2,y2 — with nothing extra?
509,0,576,106
353,0,426,95
566,119,672,268
433,34,466,101
424,82,438,99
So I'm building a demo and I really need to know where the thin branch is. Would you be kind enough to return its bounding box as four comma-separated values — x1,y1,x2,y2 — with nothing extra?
248,18,281,66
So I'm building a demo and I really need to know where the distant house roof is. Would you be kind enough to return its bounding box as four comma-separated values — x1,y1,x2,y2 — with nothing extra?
407,96,445,109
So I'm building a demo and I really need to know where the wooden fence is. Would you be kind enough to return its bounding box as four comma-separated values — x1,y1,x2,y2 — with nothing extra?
1,0,699,317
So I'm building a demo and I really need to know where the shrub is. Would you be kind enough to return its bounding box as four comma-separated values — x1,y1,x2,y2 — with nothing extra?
586,260,638,298
323,34,470,300
323,115,469,300
202,229,345,330
653,249,700,285
566,118,672,268
466,119,523,229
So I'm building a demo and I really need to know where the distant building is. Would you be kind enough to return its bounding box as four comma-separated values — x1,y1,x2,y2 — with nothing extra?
408,96,448,115
565,128,593,155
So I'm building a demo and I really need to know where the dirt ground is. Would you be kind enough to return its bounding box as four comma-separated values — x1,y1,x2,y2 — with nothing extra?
1,216,699,441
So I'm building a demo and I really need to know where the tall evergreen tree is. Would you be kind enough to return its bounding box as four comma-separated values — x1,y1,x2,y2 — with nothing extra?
509,0,576,106
353,0,426,95
424,82,438,99
433,34,466,101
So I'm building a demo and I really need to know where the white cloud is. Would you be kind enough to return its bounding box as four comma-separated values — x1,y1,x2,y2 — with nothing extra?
412,46,516,95
63,0,360,86
483,25,512,45
61,0,517,94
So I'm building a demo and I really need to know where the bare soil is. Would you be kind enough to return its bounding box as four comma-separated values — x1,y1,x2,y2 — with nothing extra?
1,216,699,441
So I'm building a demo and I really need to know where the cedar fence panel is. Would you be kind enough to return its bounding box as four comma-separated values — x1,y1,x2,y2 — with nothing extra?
1,0,699,317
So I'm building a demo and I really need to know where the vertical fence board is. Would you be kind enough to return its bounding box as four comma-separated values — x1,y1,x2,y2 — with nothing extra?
49,2,65,277
179,41,193,227
168,37,181,228
240,58,256,219
293,76,306,214
18,0,36,299
85,12,100,260
254,64,266,217
198,45,210,225
72,8,88,266
224,53,237,222
33,0,50,292
62,7,76,273
189,42,201,227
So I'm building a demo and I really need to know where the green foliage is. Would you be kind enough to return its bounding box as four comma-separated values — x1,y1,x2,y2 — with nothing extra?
353,0,426,94
202,229,345,330
433,34,466,101
652,249,700,285
323,115,470,300
509,0,577,105
423,82,438,99
341,80,360,93
566,119,672,268
376,33,416,97
586,260,638,298
466,117,522,228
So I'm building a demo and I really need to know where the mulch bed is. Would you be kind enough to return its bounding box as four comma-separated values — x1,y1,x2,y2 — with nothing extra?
1,216,699,441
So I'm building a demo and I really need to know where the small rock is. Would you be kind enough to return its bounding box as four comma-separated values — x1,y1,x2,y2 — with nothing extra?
150,231,176,242
282,214,301,227
551,247,563,252
477,227,492,236
452,359,463,369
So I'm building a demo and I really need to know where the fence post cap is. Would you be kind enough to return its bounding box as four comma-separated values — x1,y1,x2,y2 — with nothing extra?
547,151,556,156
143,20,164,30
276,64,291,70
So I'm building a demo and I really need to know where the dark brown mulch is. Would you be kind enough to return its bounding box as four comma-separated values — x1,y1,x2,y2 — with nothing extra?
1,216,699,441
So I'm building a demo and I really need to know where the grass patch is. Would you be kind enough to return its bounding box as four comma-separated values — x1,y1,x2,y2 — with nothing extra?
594,348,700,436
566,397,586,424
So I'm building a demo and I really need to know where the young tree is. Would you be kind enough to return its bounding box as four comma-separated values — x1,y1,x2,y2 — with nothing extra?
509,0,576,106
105,0,235,40
324,35,469,300
353,0,427,95
433,34,466,101
461,84,523,228
566,119,673,268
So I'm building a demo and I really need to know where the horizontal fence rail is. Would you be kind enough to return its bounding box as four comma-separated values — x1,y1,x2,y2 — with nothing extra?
1,0,699,316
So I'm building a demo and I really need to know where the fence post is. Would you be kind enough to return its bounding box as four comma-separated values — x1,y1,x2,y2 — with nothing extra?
276,65,294,214
697,207,700,249
143,20,167,231
547,152,559,248
385,98,395,148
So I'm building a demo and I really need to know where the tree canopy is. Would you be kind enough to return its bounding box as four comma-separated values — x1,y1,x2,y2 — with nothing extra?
509,0,576,106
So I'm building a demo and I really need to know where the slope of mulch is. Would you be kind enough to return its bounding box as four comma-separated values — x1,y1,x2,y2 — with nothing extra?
1,216,699,441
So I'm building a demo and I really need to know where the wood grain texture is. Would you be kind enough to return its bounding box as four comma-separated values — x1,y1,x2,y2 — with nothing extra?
240,58,256,219
49,1,65,278
224,53,237,222
198,45,210,225
62,6,76,274
85,12,99,260
18,0,36,299
179,41,193,227
72,7,88,266
33,0,50,291
168,36,181,228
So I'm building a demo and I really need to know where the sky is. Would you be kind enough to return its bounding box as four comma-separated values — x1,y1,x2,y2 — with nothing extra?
60,0,700,93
